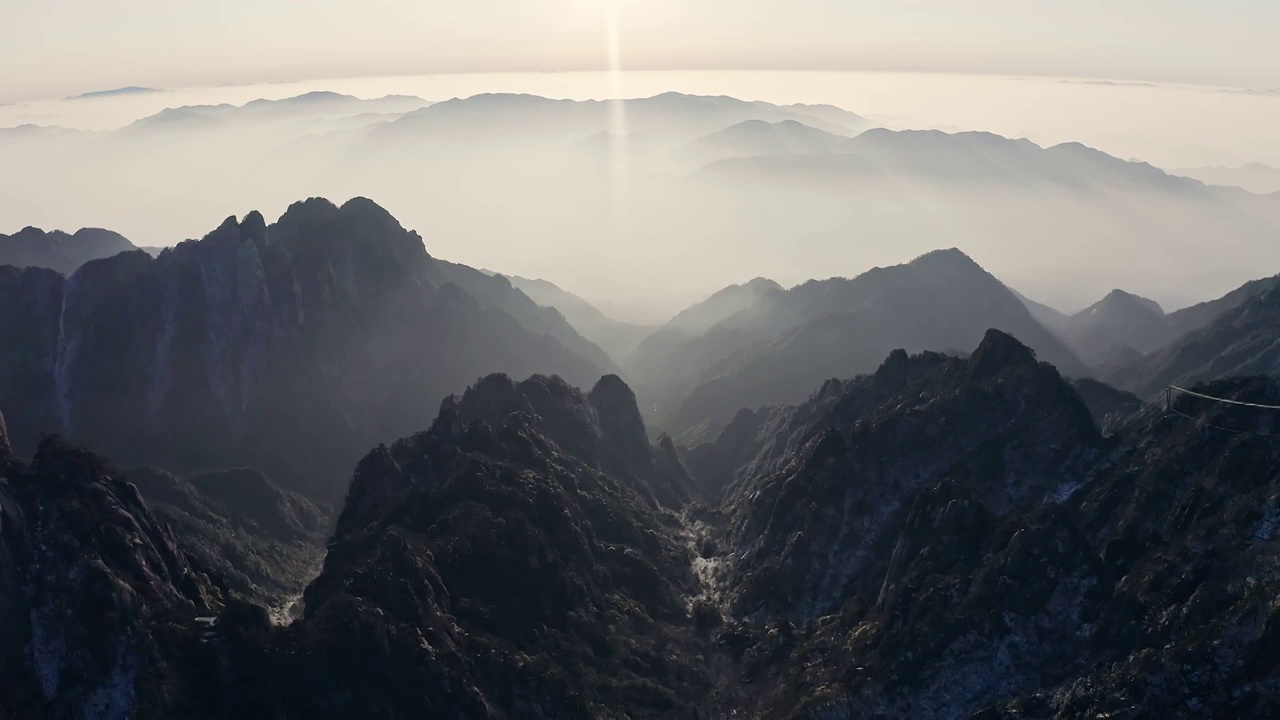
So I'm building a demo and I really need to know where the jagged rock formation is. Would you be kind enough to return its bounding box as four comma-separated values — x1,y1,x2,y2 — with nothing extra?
690,335,1280,717
0,197,610,497
628,249,1086,436
268,373,706,717
4,330,1280,718
0,424,225,719
719,330,1105,621
0,227,135,275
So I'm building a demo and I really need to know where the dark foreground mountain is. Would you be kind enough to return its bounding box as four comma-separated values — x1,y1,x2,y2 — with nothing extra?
0,226,135,275
6,331,1280,718
0,420,226,720
0,197,609,497
684,331,1280,717
628,249,1085,435
126,466,329,606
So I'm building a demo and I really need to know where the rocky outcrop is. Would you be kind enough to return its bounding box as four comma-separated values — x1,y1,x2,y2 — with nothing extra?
127,466,328,605
0,198,610,498
270,375,705,717
0,434,224,719
721,330,1105,621
4,335,1279,718
693,338,1280,717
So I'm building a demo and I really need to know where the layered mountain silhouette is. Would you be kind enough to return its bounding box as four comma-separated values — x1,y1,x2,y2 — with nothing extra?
627,249,1086,435
373,92,868,143
1106,282,1280,397
7,92,1279,310
125,91,432,134
0,226,135,275
1173,162,1280,195
504,274,655,364
7,327,1280,717
0,198,610,497
681,119,853,165
1061,289,1175,364
699,128,1209,194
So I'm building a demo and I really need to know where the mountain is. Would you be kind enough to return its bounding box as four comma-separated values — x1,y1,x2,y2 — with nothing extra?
699,128,1209,194
126,465,329,606
1172,162,1280,195
373,92,867,143
0,197,609,498
681,119,852,164
65,86,162,100
628,249,1086,435
123,92,432,134
426,261,617,374
1106,282,1280,397
265,373,703,716
693,337,1280,716
0,424,229,719
505,275,655,364
1167,272,1280,335
0,226,135,274
1063,289,1175,364
1068,377,1146,433
1010,287,1070,335
6,333,1280,717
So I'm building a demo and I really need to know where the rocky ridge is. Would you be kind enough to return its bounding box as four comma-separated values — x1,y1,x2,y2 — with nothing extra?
4,328,1280,717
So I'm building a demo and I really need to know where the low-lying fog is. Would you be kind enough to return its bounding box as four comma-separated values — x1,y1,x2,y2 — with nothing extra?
4,70,1279,320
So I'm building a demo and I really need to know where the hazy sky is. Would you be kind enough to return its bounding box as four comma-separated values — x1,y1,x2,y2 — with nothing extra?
4,0,1280,101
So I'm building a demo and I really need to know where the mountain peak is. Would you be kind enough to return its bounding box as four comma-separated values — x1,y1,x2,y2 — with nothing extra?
1078,288,1165,319
907,247,985,274
970,328,1038,375
911,246,973,262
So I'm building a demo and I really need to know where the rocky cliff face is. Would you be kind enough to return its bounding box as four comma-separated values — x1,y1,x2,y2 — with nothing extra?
0,198,609,497
719,330,1105,621
4,332,1278,718
695,340,1280,717
0,421,225,719
269,374,705,718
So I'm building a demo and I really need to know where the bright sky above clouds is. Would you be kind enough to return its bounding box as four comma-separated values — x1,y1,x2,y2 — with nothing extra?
3,0,1280,101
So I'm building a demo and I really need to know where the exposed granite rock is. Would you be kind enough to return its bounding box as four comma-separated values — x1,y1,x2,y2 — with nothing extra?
0,198,609,499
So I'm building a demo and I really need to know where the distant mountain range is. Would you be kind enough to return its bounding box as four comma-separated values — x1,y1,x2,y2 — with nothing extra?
65,85,163,100
698,128,1210,195
625,248,1087,435
0,226,135,274
5,91,1279,311
1172,162,1280,195
124,91,432,133
372,91,868,143
1105,280,1280,397
503,275,655,364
